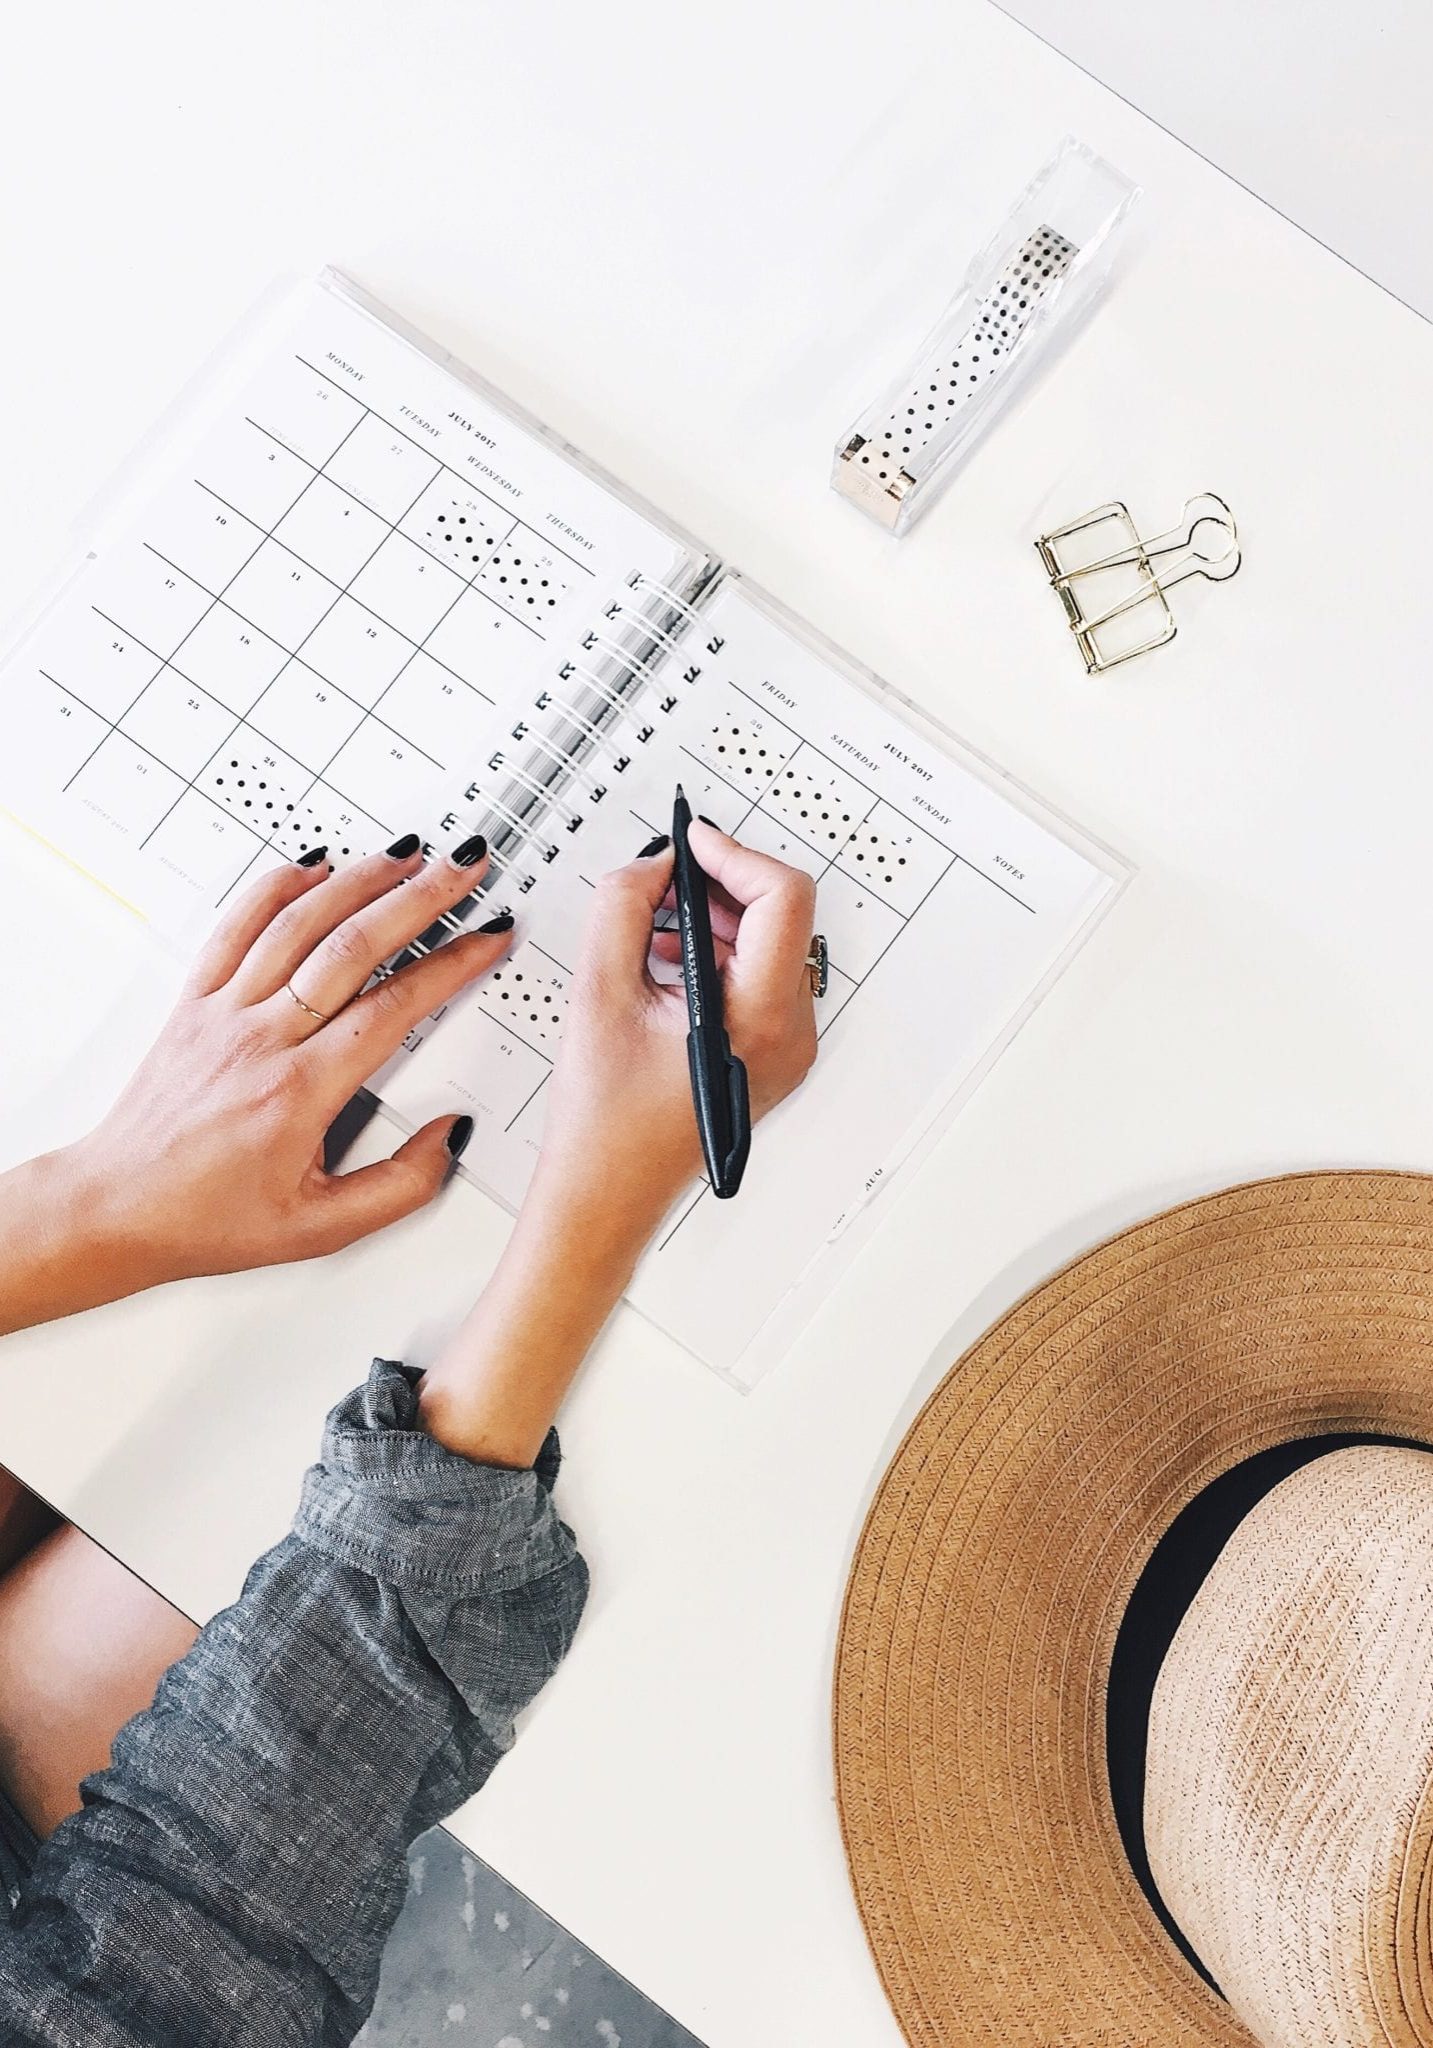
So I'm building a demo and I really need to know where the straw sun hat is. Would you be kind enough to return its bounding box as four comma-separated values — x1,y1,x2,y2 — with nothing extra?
834,1171,1433,2046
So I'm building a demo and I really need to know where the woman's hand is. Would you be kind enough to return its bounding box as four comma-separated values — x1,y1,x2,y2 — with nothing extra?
419,821,818,1467
531,819,819,1249
0,836,511,1334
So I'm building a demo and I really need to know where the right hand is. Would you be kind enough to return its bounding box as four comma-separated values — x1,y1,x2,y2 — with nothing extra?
418,821,819,1469
530,820,819,1252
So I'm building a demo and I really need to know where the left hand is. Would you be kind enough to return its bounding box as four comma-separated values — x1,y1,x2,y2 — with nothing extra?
46,837,512,1302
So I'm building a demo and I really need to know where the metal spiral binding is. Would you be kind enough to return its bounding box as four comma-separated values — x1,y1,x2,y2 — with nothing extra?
503,757,581,823
533,691,624,748
559,662,646,722
390,574,710,1020
628,575,706,625
584,634,667,681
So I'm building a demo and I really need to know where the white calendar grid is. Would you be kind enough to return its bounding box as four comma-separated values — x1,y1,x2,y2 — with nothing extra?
394,780,675,1144
682,682,1036,913
411,623,1046,1230
43,350,603,912
481,939,576,1116
599,655,1044,1251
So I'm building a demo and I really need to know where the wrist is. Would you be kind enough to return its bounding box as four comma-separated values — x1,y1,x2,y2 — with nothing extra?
0,1142,163,1335
415,1147,693,1468
47,1138,174,1292
418,1161,661,1467
520,1152,684,1280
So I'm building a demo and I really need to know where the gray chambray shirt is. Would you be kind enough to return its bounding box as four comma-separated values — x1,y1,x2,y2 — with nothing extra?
0,1360,590,2047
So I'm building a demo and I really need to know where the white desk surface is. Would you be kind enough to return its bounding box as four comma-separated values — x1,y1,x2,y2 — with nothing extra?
994,0,1433,323
3,4,1432,2044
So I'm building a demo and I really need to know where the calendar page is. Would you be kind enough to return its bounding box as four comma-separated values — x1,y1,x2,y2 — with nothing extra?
379,575,1124,1388
0,276,708,938
0,273,1123,1390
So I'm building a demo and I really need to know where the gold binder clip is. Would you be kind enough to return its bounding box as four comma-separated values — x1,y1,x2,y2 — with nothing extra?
1035,493,1240,673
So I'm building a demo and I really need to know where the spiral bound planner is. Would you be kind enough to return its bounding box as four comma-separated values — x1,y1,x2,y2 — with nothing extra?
0,271,1126,1388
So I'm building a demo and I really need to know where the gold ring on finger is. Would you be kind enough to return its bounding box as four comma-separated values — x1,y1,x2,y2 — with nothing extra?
284,980,334,1025
805,934,829,999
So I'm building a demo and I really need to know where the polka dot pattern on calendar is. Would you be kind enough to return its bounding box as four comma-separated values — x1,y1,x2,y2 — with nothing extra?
480,948,570,1055
675,677,958,998
6,342,627,937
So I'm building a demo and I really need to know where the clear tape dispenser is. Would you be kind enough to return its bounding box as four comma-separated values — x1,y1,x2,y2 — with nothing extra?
833,138,1139,537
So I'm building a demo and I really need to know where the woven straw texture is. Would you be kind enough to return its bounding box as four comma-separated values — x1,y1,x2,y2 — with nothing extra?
833,1171,1433,2047
1147,1445,1433,2047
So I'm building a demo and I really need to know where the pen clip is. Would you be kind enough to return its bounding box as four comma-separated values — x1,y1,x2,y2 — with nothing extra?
715,1051,750,1200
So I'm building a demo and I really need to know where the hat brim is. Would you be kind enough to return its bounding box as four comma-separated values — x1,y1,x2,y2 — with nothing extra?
833,1170,1433,2046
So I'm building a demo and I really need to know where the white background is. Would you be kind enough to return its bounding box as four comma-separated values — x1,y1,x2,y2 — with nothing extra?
992,0,1433,321
3,4,1433,2044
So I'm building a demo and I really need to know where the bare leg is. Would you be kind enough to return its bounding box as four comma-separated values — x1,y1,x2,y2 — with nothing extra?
0,1518,198,1838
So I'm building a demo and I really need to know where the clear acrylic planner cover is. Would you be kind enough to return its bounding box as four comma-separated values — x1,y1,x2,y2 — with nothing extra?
0,269,1129,1390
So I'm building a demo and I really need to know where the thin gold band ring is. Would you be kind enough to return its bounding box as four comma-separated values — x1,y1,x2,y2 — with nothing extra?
284,981,333,1025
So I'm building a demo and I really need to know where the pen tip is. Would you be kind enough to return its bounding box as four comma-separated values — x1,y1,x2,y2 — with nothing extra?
675,782,686,800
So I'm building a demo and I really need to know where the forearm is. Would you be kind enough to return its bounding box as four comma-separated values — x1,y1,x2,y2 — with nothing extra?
418,1164,667,1468
0,1147,152,1338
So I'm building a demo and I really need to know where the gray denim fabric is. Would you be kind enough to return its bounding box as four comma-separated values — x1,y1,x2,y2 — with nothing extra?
0,1360,589,2048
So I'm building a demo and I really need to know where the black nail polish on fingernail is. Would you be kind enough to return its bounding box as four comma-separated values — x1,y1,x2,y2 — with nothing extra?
637,833,670,858
386,832,421,859
477,911,515,934
446,1114,474,1160
297,844,328,867
697,815,718,829
451,833,488,868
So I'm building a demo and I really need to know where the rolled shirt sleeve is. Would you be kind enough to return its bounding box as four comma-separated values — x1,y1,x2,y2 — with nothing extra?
0,1361,589,2048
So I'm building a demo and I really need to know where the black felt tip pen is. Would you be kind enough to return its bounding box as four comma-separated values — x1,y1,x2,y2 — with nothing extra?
672,785,750,1199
